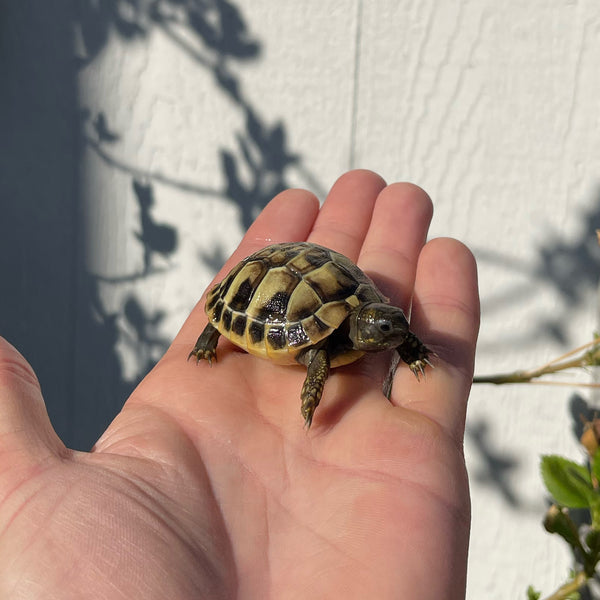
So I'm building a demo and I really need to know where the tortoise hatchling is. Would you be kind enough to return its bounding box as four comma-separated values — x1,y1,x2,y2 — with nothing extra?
189,242,432,428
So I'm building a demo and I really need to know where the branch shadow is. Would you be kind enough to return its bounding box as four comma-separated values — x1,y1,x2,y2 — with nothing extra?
1,1,324,450
465,418,521,508
475,186,600,351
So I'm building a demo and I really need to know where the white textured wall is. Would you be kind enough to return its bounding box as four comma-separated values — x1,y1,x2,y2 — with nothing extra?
79,1,600,597
4,1,600,597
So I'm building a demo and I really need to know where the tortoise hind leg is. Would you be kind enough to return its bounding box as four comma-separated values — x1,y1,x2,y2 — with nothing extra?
299,347,330,429
189,323,221,365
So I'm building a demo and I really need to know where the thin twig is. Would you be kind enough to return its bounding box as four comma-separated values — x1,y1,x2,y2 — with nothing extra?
541,570,588,600
473,337,600,386
537,337,600,371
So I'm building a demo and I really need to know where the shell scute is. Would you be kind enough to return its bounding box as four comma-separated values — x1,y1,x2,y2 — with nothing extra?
212,260,245,300
300,314,331,341
287,246,331,274
314,300,352,328
303,263,360,303
355,282,385,304
248,319,265,344
287,322,311,348
247,266,296,322
222,261,264,310
252,244,299,266
266,324,287,351
231,314,247,337
211,299,224,323
286,280,322,322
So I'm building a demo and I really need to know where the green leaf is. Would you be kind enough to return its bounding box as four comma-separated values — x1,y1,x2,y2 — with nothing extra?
589,496,600,531
541,455,594,508
591,448,600,484
526,585,541,600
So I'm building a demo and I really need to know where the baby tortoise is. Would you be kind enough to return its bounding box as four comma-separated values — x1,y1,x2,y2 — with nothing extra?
189,242,432,428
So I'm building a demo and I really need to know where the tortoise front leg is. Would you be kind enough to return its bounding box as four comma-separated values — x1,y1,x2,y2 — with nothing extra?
298,347,330,429
396,332,433,380
188,322,221,365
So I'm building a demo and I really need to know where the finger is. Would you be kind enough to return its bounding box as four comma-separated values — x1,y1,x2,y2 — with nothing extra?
358,182,433,309
391,238,480,441
172,189,319,350
343,183,432,397
0,337,65,466
307,169,386,260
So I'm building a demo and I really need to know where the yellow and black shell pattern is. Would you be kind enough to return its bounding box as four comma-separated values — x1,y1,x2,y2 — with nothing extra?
204,242,386,365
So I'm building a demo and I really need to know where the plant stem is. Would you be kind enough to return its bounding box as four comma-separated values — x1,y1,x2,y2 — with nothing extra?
473,337,600,385
541,570,588,600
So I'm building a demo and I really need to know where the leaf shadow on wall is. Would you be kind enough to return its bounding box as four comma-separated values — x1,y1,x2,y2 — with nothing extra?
475,189,600,351
465,419,521,508
73,0,297,449
0,1,324,450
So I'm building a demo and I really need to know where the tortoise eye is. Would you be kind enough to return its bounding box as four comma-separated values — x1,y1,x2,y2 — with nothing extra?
379,322,392,333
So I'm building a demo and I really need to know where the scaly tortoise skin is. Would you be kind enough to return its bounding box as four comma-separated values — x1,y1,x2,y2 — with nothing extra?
189,242,432,428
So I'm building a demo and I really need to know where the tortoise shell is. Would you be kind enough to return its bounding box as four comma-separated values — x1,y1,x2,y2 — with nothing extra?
204,242,386,366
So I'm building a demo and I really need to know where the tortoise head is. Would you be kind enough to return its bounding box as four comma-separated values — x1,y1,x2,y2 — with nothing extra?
348,303,411,351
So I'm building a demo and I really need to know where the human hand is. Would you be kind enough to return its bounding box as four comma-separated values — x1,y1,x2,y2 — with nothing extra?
0,170,479,599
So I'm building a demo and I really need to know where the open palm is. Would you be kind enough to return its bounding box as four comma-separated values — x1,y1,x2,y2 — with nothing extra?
0,170,479,599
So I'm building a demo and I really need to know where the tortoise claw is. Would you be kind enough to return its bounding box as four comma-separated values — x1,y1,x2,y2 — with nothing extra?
303,410,314,430
409,355,435,381
188,348,217,366
300,390,318,430
189,323,221,366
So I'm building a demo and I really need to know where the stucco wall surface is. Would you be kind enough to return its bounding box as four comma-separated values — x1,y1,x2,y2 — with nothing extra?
3,1,600,597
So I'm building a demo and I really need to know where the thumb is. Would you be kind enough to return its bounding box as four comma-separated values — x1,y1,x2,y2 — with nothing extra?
0,337,66,466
